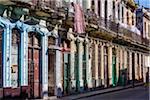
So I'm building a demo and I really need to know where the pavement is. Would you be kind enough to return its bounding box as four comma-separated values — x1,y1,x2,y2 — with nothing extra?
52,82,145,100
78,86,149,100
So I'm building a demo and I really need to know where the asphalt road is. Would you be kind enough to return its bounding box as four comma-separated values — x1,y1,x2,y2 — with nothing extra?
78,86,149,100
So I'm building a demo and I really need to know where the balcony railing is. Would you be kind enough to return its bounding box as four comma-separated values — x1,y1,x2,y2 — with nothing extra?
85,10,149,46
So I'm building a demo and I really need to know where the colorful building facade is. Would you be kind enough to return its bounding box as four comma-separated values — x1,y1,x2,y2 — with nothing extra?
0,0,149,99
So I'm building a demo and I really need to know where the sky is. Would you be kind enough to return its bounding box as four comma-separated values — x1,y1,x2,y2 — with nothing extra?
135,0,150,8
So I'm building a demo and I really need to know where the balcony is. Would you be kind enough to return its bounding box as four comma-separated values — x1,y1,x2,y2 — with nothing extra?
85,11,150,47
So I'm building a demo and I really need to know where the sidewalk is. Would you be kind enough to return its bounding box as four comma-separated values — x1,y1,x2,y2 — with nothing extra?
53,82,144,100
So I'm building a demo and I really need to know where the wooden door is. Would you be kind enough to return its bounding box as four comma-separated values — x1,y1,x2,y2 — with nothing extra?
28,48,34,98
28,48,40,98
33,49,40,98
28,32,41,98
48,49,56,96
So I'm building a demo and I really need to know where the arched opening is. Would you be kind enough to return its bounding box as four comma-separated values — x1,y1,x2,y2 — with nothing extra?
28,32,42,98
0,26,3,88
48,36,56,96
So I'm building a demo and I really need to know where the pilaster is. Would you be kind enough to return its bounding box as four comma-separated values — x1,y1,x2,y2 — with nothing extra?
78,38,84,90
129,51,132,80
100,43,104,85
85,39,92,88
55,38,63,96
20,24,28,86
94,40,99,87
134,52,138,80
3,25,12,87
108,45,112,85
139,53,142,79
70,40,76,89
116,46,119,83
41,35,48,99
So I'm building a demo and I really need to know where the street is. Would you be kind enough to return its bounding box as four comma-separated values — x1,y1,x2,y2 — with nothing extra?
78,86,149,100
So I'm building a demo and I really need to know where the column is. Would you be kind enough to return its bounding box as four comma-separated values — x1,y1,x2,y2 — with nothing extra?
94,41,99,87
134,52,138,80
78,39,84,90
108,45,112,85
100,44,104,85
107,0,113,20
116,47,119,83
70,40,76,90
143,55,146,83
42,35,48,99
3,25,12,88
119,48,123,69
55,39,63,96
20,24,28,86
85,40,92,88
129,51,132,80
139,53,142,79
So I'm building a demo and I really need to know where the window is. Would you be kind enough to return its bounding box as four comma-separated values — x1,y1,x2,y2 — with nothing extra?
48,36,55,46
122,6,124,23
127,12,129,25
91,0,95,12
118,4,120,20
104,0,108,20
148,24,150,38
11,29,21,88
98,0,101,17
132,15,134,25
112,1,115,20
144,22,147,34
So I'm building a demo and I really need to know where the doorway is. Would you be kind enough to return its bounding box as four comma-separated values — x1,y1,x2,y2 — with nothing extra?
28,32,41,98
48,49,56,96
63,52,70,95
112,48,117,86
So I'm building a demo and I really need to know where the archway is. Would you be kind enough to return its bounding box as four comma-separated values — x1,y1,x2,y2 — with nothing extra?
28,32,42,98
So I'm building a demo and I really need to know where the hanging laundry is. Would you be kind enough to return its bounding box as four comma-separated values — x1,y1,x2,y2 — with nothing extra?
72,2,85,34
